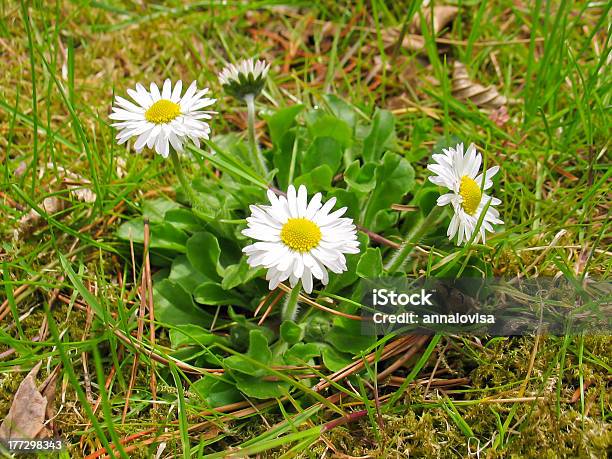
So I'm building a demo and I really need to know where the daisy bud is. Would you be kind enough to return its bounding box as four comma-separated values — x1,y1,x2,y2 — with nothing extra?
218,58,270,100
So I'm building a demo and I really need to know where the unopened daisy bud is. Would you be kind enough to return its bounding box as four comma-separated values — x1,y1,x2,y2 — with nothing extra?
427,142,504,245
242,185,360,294
110,79,216,158
218,58,270,100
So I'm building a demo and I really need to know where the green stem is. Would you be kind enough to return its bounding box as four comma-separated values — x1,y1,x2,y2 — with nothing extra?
287,134,299,185
169,149,198,207
281,282,301,322
385,205,445,273
245,94,268,177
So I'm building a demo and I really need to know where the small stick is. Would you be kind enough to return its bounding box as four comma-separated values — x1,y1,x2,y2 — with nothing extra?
258,289,285,325
314,336,416,392
254,290,275,317
425,341,449,395
376,335,429,381
81,287,95,404
122,220,149,423
143,220,157,402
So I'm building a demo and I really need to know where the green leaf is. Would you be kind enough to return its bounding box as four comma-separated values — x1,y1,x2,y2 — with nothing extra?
371,209,398,233
294,164,333,192
321,345,353,372
323,94,357,130
326,318,376,354
231,371,289,399
193,281,244,306
153,279,214,327
164,208,202,233
228,308,275,351
221,258,263,290
168,255,209,293
117,219,187,253
225,330,291,398
265,105,304,146
284,343,321,365
407,118,435,162
414,185,440,215
280,320,303,345
143,198,182,222
191,374,243,408
307,113,352,148
363,152,415,231
169,324,227,348
225,329,272,376
356,247,384,278
224,328,289,400
272,131,296,189
362,109,395,163
329,189,361,220
344,161,377,193
302,137,343,174
186,232,222,280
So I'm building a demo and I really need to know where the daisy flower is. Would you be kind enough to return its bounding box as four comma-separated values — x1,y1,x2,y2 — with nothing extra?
428,142,503,245
242,185,360,294
110,79,215,158
218,58,270,100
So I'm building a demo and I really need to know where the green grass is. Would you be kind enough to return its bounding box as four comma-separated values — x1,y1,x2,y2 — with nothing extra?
1,1,610,458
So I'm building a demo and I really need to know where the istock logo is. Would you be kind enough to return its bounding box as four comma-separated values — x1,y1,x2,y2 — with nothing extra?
372,289,434,306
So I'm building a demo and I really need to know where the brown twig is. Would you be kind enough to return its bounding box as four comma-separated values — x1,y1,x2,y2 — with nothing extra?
122,220,148,423
81,286,95,404
143,220,157,402
258,289,285,325
313,336,418,392
254,290,275,317
376,335,429,381
425,341,449,395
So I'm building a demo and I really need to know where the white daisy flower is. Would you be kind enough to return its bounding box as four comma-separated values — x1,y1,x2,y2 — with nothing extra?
218,58,270,99
110,79,216,158
428,142,503,245
242,185,360,294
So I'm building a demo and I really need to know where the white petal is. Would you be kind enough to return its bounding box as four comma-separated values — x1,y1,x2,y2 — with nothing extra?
162,79,172,99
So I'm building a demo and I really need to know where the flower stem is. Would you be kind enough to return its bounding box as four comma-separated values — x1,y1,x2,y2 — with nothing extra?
385,205,445,273
245,94,268,177
169,148,198,207
281,282,301,322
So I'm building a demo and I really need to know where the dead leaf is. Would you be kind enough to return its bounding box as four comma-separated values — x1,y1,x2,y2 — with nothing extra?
63,178,96,203
379,28,426,52
14,161,27,177
55,165,96,203
16,196,65,238
411,6,459,35
0,362,56,440
451,61,507,110
380,5,458,52
115,156,127,178
39,366,61,430
15,164,96,238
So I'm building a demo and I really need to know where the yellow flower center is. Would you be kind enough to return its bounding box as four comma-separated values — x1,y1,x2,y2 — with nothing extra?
145,99,181,124
280,218,322,252
459,176,482,215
